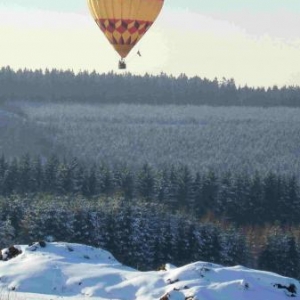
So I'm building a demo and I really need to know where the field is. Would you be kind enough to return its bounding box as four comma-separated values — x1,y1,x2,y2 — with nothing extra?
2,102,300,176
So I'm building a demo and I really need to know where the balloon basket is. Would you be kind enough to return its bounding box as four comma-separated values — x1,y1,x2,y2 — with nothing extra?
118,60,127,70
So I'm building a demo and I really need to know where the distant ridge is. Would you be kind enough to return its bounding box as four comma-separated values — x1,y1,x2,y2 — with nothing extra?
1,66,300,107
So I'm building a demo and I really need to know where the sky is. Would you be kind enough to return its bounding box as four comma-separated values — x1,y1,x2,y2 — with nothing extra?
0,0,300,87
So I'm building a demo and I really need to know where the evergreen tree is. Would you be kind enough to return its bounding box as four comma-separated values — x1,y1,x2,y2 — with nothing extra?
216,172,233,218
2,158,19,195
258,232,300,278
0,155,8,195
99,164,114,195
31,156,44,193
176,166,194,212
249,172,264,225
167,165,180,211
72,209,94,245
197,223,222,263
137,163,155,201
73,165,85,195
114,166,135,201
262,172,281,223
43,155,59,193
88,164,98,196
56,162,73,195
157,218,174,264
220,227,249,266
197,171,218,217
0,217,15,248
283,176,300,224
156,168,170,204
112,202,133,264
230,174,251,224
193,172,202,216
18,154,32,194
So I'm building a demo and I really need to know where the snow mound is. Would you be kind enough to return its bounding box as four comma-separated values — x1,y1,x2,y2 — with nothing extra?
0,242,299,300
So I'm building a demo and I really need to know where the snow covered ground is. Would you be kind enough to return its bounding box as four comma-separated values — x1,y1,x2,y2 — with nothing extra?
0,242,299,300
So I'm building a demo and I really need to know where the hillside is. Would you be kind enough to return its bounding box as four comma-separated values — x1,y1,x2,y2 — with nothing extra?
0,105,53,157
1,102,300,176
0,242,298,300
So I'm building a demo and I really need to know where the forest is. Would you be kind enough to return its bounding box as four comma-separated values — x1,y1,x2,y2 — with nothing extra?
1,67,300,280
0,154,300,279
2,102,300,175
0,66,299,106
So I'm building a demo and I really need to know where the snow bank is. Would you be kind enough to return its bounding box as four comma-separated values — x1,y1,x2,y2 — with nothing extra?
0,242,298,300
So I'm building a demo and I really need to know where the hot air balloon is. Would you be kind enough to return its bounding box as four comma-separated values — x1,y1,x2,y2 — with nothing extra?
87,0,164,69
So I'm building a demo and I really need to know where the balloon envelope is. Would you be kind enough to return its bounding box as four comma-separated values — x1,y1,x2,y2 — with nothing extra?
87,0,164,58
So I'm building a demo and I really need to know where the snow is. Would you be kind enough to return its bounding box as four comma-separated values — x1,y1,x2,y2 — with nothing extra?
0,242,298,300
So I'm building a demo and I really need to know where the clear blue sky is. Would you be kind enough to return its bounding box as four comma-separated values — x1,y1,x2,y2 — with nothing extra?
1,0,300,12
0,0,300,87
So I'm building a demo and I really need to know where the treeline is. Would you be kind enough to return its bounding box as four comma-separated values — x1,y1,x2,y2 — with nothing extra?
1,195,300,279
0,66,300,106
1,154,300,226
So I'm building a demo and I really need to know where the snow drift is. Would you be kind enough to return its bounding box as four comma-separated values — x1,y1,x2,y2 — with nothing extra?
0,241,299,300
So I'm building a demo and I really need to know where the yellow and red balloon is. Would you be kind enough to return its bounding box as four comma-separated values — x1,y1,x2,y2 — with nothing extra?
87,0,164,59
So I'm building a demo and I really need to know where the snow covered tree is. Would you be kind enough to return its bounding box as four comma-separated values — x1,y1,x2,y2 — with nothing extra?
197,223,222,263
176,166,194,212
137,163,156,201
0,154,8,195
258,232,300,279
0,217,15,248
30,156,44,193
220,227,249,266
43,155,59,193
2,158,19,196
18,153,32,194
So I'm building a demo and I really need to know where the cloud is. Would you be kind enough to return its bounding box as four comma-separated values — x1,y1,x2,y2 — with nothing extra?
206,10,300,40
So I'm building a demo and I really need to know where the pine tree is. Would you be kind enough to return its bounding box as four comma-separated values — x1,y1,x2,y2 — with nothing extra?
174,219,191,265
72,208,94,245
137,163,155,201
156,168,170,204
2,158,19,195
283,175,300,224
249,172,264,225
0,154,8,195
220,226,249,266
157,218,174,264
262,172,280,223
43,155,59,193
83,164,97,197
115,166,135,201
193,172,202,216
0,217,15,248
167,165,180,211
197,223,222,263
258,232,300,278
284,235,300,278
176,166,194,212
56,162,73,195
18,154,32,194
99,164,114,195
73,165,85,195
31,156,44,193
112,202,133,264
197,171,218,217
216,172,233,218
230,174,251,224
